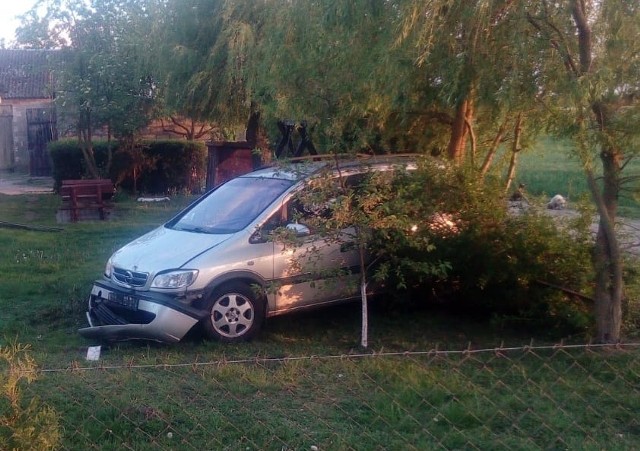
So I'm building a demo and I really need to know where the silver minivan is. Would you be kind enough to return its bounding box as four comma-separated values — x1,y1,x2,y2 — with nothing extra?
79,157,412,343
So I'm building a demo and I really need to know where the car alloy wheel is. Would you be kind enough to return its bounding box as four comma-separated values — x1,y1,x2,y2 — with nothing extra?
203,282,264,342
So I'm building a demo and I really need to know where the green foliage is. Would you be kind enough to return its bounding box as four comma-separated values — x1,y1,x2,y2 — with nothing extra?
371,160,595,333
623,257,640,338
154,0,257,128
434,212,593,332
17,1,158,178
133,141,207,194
252,1,412,150
49,139,206,194
48,140,87,188
154,0,441,152
0,342,60,451
281,157,442,282
53,0,156,138
48,139,116,190
281,156,598,333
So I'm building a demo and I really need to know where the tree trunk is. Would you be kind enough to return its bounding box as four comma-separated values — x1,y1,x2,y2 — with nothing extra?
79,135,100,179
525,0,628,343
504,113,523,193
246,110,261,147
447,96,473,163
573,1,622,342
465,116,476,167
587,147,623,343
133,166,138,195
480,119,507,177
360,276,369,349
78,109,100,179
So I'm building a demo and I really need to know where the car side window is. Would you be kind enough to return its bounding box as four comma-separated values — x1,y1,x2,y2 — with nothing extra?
251,170,380,244
249,205,286,244
286,172,372,230
249,199,315,244
287,196,318,224
263,206,285,231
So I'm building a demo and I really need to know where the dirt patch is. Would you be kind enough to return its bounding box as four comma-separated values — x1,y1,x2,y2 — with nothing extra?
0,172,54,195
510,201,640,256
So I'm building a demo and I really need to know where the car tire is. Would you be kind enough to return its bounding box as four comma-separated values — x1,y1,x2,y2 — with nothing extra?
202,282,265,342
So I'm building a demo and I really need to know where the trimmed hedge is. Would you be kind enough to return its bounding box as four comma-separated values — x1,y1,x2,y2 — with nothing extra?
48,140,114,191
48,139,206,194
136,141,206,194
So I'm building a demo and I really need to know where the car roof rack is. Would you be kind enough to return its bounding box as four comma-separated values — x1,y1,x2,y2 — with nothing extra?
277,152,420,164
251,153,420,175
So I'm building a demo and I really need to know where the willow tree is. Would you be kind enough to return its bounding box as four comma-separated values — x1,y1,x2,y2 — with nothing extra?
156,0,504,156
245,1,412,152
396,0,547,188
151,0,260,137
397,0,640,341
526,0,640,343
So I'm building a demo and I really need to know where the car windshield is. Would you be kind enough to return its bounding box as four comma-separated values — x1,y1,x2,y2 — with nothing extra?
169,177,294,234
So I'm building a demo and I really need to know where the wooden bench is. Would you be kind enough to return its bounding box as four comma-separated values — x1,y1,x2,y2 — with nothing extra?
60,179,115,222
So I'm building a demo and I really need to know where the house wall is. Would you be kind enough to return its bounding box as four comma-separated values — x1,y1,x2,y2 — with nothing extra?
9,98,55,171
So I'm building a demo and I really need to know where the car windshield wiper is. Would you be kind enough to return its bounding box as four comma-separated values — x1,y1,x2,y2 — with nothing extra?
172,224,213,234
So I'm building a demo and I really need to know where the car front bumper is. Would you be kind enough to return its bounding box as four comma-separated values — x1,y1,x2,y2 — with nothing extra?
78,279,205,343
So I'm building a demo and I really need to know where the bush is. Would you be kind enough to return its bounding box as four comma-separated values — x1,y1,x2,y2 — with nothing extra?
48,140,116,191
135,141,206,194
49,139,207,194
371,159,595,334
429,212,593,331
622,255,640,338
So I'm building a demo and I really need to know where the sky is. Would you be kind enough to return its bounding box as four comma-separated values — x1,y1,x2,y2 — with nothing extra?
0,1,38,45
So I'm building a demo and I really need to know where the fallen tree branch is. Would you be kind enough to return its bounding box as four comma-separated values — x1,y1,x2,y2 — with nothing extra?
0,221,63,232
535,279,594,303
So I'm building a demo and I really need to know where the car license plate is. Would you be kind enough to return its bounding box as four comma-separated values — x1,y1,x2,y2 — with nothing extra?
108,292,139,310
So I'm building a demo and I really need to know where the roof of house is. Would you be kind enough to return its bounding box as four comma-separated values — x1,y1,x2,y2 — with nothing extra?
0,49,59,100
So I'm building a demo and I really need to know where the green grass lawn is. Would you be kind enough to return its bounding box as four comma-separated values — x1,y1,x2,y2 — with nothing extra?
515,136,640,217
0,192,558,359
517,137,588,198
24,346,639,450
1,151,639,449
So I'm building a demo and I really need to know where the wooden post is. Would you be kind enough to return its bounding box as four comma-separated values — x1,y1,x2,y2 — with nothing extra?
0,105,14,170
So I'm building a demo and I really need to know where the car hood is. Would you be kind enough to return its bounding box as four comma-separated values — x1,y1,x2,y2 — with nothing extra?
110,226,233,273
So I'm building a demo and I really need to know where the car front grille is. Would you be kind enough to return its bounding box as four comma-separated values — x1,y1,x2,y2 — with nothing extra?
92,302,155,325
113,267,149,287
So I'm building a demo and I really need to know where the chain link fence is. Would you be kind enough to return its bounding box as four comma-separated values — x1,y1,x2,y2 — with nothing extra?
9,343,640,450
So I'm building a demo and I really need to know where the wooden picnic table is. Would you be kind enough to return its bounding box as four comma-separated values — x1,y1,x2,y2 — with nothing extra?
59,179,115,222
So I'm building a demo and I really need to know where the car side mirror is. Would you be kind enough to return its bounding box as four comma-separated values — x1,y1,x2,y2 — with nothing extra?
286,223,311,237
249,230,264,244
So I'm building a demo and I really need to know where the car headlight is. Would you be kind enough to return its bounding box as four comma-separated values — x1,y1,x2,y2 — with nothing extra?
105,257,114,278
151,270,199,289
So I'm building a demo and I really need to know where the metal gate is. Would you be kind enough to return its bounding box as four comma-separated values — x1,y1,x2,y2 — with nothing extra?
27,107,57,176
0,105,14,170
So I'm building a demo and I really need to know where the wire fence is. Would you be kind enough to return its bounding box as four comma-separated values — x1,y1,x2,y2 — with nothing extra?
7,343,640,450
